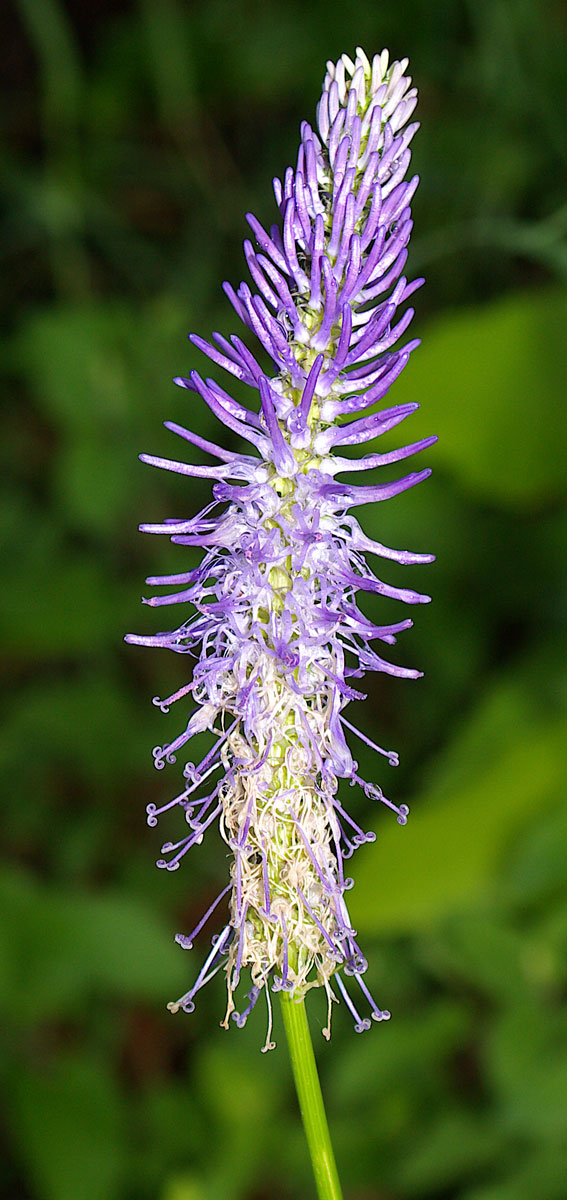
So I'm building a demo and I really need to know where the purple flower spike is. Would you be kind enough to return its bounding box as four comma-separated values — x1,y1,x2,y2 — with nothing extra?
127,46,435,1050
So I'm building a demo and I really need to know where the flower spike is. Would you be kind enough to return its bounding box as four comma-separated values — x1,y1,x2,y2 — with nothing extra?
127,47,435,1046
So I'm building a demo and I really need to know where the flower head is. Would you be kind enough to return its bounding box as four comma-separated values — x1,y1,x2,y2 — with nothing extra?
127,47,435,1049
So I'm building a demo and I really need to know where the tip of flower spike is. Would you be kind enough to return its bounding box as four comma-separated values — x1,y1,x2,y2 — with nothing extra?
354,46,371,74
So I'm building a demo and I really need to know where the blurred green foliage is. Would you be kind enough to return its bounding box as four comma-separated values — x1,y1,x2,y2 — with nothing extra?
1,1,566,1198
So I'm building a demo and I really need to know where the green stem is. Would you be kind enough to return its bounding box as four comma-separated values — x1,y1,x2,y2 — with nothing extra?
280,993,344,1200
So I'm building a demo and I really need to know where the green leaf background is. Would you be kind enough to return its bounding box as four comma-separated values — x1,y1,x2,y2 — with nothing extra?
1,1,565,1198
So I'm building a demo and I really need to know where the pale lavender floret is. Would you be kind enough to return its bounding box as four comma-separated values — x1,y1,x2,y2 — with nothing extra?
127,47,435,1046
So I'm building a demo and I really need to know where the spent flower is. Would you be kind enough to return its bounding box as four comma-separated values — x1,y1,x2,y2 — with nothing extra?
127,47,435,1050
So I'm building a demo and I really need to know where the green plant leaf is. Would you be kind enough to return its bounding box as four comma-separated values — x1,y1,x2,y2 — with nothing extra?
392,288,567,508
162,1180,207,1200
352,673,566,935
0,867,188,1022
8,1053,126,1200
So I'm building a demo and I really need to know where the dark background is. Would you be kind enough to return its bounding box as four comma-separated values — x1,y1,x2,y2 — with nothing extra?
1,1,566,1198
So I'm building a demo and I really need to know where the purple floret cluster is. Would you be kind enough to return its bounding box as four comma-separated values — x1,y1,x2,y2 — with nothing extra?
127,47,434,1049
